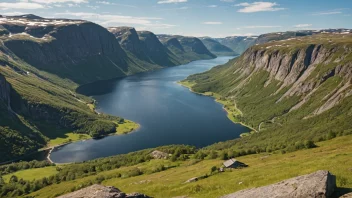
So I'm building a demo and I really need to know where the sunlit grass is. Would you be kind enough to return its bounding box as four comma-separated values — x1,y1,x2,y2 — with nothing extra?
3,166,58,183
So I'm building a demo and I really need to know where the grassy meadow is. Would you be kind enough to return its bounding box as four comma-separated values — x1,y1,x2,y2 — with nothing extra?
28,135,352,198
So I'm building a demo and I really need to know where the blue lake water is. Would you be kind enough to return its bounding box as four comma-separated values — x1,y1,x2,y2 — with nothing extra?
50,56,249,163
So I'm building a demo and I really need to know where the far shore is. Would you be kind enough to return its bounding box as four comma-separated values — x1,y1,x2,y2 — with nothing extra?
177,80,257,135
44,121,141,165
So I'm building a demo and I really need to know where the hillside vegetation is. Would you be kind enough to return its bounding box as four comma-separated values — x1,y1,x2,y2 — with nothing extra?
1,134,350,198
182,33,352,154
0,15,215,162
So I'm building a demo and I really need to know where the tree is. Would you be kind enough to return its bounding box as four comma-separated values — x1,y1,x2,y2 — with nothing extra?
210,166,217,173
9,175,18,183
220,151,228,160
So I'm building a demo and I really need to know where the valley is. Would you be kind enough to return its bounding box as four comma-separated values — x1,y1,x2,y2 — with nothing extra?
0,8,351,198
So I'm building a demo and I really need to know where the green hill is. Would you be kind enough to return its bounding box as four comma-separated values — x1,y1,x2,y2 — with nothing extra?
182,33,352,154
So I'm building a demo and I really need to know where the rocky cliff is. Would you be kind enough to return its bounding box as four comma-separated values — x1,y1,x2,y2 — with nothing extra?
185,33,352,152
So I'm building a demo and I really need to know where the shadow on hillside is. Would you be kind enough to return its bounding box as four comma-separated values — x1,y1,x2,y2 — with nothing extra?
332,187,352,198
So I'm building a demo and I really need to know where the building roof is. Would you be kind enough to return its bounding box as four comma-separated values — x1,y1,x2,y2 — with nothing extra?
223,158,237,167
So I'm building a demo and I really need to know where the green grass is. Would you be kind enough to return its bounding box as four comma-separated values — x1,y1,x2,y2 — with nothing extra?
3,166,58,183
48,133,91,147
116,120,140,135
28,135,352,198
47,120,139,147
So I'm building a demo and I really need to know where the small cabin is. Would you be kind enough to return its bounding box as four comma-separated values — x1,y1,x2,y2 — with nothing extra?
223,158,247,169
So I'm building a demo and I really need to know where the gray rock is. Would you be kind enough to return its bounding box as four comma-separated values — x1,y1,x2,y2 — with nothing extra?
58,184,151,198
340,192,352,198
150,150,169,159
221,170,336,198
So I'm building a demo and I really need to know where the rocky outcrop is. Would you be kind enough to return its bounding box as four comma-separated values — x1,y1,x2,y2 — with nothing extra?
221,170,336,198
150,150,169,159
58,184,150,198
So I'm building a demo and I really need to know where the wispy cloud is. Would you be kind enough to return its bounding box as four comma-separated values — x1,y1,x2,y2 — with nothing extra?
157,0,187,4
241,25,281,29
235,2,285,13
31,0,88,3
54,12,175,29
96,1,137,8
202,21,223,25
0,2,45,10
208,5,218,8
312,11,342,15
294,24,312,28
220,0,235,2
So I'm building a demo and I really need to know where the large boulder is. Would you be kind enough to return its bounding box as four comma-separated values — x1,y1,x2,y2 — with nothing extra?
221,170,336,198
58,184,150,198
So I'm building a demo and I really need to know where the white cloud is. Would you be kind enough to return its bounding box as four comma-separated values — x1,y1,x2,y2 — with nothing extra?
87,5,99,10
96,1,137,8
312,11,342,15
220,0,235,2
202,21,223,25
2,11,25,15
54,12,175,29
31,0,88,3
236,2,285,13
157,0,187,4
294,24,312,28
208,5,218,8
241,25,281,28
0,2,45,10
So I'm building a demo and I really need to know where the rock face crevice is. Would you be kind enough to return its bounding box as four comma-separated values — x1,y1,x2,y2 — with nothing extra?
221,170,336,198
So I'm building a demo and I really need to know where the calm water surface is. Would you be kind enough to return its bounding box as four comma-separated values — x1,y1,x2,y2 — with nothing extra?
50,56,249,163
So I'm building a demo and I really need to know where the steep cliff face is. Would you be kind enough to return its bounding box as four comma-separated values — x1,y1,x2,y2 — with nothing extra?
137,31,180,66
178,37,216,58
185,33,352,150
200,37,236,56
108,27,147,59
2,20,130,84
108,27,180,66
158,35,216,62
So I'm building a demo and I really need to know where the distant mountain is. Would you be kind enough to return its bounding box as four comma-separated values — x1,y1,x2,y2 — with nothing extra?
199,37,237,56
158,34,216,62
254,29,352,44
215,36,257,55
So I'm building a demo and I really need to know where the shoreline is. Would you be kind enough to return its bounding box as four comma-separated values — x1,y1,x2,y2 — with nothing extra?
177,80,257,134
45,122,141,164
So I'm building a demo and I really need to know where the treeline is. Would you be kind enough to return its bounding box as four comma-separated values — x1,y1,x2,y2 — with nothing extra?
0,160,52,175
0,145,195,197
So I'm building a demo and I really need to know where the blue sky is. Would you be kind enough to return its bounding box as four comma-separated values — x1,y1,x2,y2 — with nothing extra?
1,0,351,37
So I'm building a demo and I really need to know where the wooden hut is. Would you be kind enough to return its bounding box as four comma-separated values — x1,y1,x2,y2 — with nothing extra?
223,159,247,169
